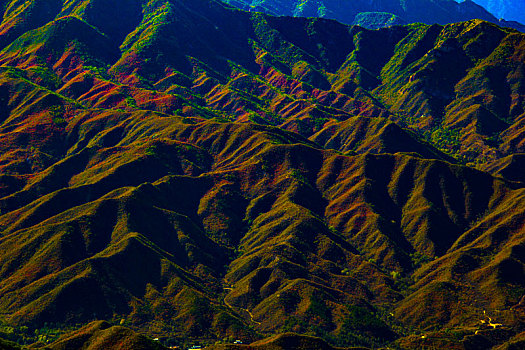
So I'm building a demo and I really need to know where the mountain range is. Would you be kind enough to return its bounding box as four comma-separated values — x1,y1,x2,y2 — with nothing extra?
221,0,525,31
470,0,525,25
0,0,524,349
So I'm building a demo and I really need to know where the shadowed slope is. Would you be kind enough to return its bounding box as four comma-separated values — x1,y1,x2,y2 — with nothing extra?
0,2,523,165
0,1,523,349
482,153,525,183
0,115,523,347
222,0,525,31
46,320,168,350
0,337,20,350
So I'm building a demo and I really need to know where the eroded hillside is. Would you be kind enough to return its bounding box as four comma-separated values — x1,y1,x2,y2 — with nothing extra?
0,0,523,349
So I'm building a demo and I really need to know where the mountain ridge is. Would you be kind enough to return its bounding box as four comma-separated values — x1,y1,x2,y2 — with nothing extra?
221,0,525,31
0,1,523,349
470,0,525,25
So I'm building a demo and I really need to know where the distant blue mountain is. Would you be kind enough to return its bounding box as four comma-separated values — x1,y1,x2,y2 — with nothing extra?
222,0,525,31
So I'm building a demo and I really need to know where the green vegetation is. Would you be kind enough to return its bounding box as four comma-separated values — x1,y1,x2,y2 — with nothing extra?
0,318,80,346
335,305,394,348
0,1,522,350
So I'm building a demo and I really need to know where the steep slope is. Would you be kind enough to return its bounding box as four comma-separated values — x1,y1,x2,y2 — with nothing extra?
352,12,406,30
222,0,525,31
0,1,523,165
0,0,62,50
0,116,524,347
482,154,525,184
0,0,523,349
42,321,167,350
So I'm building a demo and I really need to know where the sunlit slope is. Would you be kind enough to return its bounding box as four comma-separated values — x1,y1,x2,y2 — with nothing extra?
0,2,524,165
0,1,523,349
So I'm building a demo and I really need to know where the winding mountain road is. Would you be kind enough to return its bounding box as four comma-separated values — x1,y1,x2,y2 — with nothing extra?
223,286,261,326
